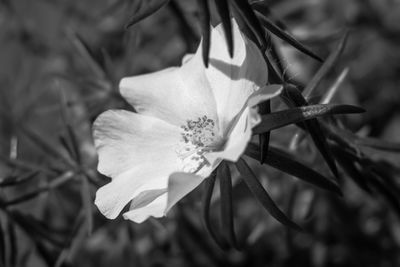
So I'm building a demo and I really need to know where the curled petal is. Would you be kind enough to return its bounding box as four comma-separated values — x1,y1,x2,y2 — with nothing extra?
205,19,268,132
165,172,206,213
204,85,282,164
123,193,168,223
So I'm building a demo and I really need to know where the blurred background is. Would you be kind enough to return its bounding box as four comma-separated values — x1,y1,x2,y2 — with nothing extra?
0,0,400,266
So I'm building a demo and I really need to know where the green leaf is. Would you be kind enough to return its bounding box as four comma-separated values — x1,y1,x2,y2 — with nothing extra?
217,162,239,250
253,104,365,134
197,0,211,67
235,158,302,231
215,0,234,57
245,143,342,195
125,0,170,28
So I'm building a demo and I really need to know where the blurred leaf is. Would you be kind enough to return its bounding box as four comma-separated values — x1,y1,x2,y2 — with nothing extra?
59,89,81,164
126,0,170,28
369,174,400,217
0,155,57,176
245,143,342,195
331,145,372,193
320,67,349,104
0,170,39,187
256,11,322,62
303,32,349,98
217,162,239,249
7,211,64,248
235,158,302,231
19,126,76,168
54,211,85,267
2,171,74,207
80,175,92,236
197,0,211,67
202,173,228,250
7,218,17,267
66,29,106,80
215,0,234,57
253,103,364,134
251,1,288,30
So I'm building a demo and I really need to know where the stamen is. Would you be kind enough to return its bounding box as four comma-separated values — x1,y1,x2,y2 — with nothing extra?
176,116,225,173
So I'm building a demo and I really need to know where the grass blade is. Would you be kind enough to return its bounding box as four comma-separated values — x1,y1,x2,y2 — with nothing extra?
125,0,170,28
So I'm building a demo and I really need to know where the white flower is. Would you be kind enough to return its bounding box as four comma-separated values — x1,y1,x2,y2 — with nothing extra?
93,19,282,223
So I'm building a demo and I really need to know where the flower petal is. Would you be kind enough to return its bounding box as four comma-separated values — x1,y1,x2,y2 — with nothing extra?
246,84,283,108
205,106,255,163
119,48,217,126
93,110,181,219
93,110,181,177
123,193,168,223
205,19,268,132
165,172,206,213
204,85,282,163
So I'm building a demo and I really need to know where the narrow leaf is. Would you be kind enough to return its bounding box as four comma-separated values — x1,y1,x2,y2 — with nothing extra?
229,0,267,49
217,162,239,249
331,145,372,193
245,143,342,195
282,84,339,178
80,175,93,235
303,32,349,98
215,0,234,57
251,1,288,30
125,0,170,28
256,12,322,62
197,0,211,67
236,158,302,231
253,104,365,134
0,170,39,187
2,171,74,207
202,173,227,250
258,100,271,163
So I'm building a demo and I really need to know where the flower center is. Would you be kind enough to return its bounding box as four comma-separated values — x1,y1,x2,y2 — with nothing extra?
176,116,225,173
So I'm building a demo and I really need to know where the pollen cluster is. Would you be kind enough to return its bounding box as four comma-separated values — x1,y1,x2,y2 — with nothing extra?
176,116,224,173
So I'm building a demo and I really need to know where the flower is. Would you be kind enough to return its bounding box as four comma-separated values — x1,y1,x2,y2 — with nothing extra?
93,19,282,223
